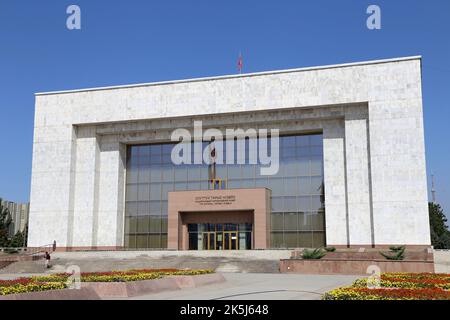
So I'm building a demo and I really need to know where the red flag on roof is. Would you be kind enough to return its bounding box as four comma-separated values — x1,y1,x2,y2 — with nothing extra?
237,53,243,73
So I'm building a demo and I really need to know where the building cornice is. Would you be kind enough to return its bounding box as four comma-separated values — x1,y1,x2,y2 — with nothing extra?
35,56,421,96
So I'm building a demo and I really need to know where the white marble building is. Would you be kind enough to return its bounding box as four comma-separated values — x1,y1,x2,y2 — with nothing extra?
28,56,430,250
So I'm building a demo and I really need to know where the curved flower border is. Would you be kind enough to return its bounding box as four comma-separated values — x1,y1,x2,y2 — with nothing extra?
0,269,214,296
323,273,450,300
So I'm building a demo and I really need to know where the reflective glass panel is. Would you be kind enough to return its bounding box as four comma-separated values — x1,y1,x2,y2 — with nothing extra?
125,134,325,249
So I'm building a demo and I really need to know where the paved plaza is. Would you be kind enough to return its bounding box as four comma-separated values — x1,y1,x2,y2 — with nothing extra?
124,273,360,300
1,251,449,300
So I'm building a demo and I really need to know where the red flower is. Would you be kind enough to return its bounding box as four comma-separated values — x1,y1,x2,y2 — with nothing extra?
0,278,34,287
354,288,450,300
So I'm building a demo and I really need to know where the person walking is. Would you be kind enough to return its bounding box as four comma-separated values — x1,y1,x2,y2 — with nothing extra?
44,251,51,269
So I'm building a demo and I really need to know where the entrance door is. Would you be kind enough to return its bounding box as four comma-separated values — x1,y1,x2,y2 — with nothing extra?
216,232,224,250
224,232,238,250
202,232,216,250
188,223,252,250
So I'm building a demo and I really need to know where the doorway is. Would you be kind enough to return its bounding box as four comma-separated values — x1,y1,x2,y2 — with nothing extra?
202,232,216,250
224,231,238,250
188,223,252,250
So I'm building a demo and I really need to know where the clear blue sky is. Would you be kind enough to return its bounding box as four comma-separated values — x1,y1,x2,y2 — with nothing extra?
0,1,449,218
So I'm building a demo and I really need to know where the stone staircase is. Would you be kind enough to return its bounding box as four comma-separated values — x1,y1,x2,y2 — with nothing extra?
1,253,282,275
0,260,47,274
0,252,46,273
55,256,281,274
0,261,13,270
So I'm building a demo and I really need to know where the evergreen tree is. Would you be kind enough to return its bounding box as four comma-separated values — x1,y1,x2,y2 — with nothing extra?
23,224,28,247
429,202,450,249
9,230,25,248
0,199,12,247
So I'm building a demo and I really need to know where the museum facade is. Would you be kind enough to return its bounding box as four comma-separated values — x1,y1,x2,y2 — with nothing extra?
28,56,431,251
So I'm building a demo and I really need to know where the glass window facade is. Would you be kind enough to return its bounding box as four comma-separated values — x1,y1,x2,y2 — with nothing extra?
124,134,325,249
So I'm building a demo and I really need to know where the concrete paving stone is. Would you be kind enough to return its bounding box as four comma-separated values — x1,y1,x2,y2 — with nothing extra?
126,273,360,300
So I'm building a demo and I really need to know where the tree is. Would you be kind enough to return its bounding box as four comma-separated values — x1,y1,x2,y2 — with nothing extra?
0,199,12,247
429,202,450,249
9,230,25,248
22,224,28,247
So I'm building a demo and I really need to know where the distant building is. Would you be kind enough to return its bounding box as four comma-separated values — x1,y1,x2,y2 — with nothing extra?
1,200,29,236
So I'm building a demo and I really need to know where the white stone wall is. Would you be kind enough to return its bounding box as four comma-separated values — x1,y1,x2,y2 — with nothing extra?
323,120,347,246
28,57,430,248
344,106,373,245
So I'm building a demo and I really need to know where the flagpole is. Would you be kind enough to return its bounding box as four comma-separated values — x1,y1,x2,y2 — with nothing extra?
240,51,242,74
238,51,244,110
238,51,242,74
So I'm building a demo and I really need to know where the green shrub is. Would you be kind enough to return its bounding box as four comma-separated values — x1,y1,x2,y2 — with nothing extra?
301,248,326,260
4,248,19,255
380,246,405,260
324,247,336,252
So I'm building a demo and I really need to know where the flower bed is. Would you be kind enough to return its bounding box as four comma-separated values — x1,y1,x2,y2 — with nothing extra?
32,269,213,283
323,273,450,300
353,273,450,290
0,269,213,296
323,287,450,300
0,279,66,296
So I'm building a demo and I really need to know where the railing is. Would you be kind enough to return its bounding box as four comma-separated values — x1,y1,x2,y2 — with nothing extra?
0,243,55,260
